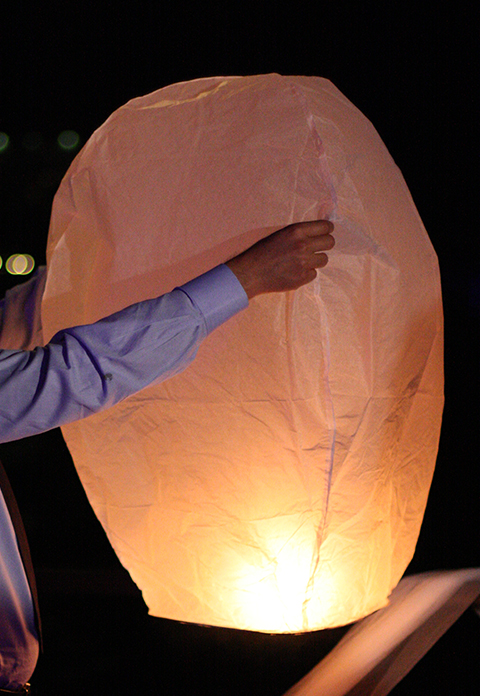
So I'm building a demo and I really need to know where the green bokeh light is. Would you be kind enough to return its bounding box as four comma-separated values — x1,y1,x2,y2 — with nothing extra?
57,130,80,151
0,132,10,153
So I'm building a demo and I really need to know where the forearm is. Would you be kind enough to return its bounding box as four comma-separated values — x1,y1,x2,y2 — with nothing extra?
0,265,247,443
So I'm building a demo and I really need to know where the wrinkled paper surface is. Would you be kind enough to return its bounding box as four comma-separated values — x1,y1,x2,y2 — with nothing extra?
42,74,444,632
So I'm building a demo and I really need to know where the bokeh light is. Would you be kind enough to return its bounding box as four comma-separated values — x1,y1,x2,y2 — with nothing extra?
5,254,35,275
57,130,80,151
0,256,3,271
0,132,10,153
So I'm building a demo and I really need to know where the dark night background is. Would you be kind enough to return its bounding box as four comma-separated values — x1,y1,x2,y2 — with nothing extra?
0,2,478,694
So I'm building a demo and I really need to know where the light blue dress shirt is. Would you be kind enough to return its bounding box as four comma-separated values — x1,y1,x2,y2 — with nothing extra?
0,263,248,690
0,264,248,444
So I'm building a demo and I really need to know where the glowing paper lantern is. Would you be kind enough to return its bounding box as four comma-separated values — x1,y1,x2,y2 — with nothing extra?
41,75,443,633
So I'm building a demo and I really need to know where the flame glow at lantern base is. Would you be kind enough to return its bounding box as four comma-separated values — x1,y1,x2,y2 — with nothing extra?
133,500,397,633
222,541,339,634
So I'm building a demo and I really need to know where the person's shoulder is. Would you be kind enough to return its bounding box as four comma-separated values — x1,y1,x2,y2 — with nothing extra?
0,267,46,350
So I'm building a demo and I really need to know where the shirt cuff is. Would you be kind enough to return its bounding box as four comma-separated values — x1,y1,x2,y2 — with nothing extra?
178,264,249,334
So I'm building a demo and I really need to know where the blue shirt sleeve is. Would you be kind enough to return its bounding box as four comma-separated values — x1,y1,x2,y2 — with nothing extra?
0,264,248,443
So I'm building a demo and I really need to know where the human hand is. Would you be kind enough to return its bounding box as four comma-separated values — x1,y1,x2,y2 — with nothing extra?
225,220,335,299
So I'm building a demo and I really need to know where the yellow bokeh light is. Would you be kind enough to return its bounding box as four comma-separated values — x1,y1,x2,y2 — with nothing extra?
6,254,35,275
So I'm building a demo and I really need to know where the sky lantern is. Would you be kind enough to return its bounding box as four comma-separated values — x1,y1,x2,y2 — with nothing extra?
41,74,444,633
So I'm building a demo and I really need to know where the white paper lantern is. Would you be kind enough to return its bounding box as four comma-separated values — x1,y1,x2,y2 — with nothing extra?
42,74,444,632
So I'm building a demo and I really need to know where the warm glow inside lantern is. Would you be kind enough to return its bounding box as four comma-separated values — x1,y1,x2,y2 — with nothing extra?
41,74,444,633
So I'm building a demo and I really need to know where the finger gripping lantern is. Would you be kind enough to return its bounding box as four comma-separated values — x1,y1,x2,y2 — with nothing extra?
42,74,443,633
